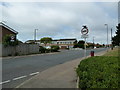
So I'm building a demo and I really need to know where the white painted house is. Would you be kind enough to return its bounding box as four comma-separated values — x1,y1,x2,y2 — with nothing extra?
51,38,77,49
25,38,77,49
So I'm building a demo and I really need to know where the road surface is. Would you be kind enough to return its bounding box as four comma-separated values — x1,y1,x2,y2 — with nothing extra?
2,48,106,88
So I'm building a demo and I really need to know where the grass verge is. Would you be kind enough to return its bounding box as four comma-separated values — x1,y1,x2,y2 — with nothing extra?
76,48,119,88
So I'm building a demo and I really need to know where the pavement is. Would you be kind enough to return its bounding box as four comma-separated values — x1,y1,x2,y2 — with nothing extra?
16,50,107,88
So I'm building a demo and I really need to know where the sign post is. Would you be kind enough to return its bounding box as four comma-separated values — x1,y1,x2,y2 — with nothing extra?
81,26,89,58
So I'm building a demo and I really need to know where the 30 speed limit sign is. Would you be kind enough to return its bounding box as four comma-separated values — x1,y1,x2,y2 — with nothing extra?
81,28,88,35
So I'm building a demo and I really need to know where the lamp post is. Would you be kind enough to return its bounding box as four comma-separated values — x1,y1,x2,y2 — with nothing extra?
111,28,113,50
34,29,38,43
104,24,108,51
93,36,95,49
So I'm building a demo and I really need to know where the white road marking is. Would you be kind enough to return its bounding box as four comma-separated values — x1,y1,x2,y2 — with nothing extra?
13,75,27,81
0,80,11,85
29,72,39,76
1,71,40,85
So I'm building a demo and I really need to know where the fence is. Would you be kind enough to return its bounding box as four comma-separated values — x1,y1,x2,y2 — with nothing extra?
0,43,39,57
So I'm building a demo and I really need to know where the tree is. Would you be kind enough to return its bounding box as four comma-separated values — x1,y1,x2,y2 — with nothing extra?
73,40,85,49
51,45,60,52
40,37,52,46
112,23,120,46
3,34,19,47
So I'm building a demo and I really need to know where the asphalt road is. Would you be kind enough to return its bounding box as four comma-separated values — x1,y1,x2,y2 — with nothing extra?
2,48,107,88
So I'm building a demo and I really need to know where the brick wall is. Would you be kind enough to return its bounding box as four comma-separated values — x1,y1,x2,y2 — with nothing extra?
0,26,17,42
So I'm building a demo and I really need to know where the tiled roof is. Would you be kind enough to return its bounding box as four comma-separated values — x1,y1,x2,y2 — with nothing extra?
0,22,18,34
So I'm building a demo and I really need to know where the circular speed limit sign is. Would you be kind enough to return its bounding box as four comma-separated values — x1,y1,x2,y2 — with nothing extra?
81,28,88,35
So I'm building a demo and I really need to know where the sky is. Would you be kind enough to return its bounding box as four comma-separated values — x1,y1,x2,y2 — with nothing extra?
0,0,118,44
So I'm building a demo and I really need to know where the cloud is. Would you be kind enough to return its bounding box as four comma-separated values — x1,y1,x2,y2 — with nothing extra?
2,2,118,44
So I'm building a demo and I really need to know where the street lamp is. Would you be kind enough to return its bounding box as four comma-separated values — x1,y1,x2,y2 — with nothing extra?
111,28,113,50
34,29,38,43
104,24,108,50
93,36,95,49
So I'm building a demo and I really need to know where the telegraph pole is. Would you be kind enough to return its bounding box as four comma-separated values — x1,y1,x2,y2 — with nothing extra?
34,29,38,43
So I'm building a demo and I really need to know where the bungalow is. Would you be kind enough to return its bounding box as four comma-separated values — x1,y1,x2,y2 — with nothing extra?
51,39,77,49
25,40,40,44
25,38,77,49
0,22,18,42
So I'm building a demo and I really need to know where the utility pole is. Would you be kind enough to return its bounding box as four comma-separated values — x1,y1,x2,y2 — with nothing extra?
105,24,109,51
34,29,38,43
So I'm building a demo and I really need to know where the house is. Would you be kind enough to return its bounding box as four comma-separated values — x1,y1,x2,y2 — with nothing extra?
25,40,40,44
25,38,77,49
0,22,18,42
51,39,77,49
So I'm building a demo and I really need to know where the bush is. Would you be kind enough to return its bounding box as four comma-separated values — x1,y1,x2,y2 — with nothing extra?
39,45,60,53
76,56,119,88
3,34,19,47
39,46,46,53
73,43,84,49
45,49,51,53
51,45,60,52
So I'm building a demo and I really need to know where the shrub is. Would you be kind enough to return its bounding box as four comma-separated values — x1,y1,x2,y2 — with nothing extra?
3,34,19,47
51,45,60,52
73,43,84,49
45,49,51,53
76,56,119,88
39,46,46,53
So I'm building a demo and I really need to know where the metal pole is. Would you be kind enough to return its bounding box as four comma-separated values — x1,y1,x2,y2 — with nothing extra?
34,29,36,43
93,36,94,49
105,24,108,51
34,29,38,43
107,25,108,49
111,28,113,50
84,38,86,58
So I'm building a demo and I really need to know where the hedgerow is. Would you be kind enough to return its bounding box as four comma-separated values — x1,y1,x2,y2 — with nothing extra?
76,56,119,88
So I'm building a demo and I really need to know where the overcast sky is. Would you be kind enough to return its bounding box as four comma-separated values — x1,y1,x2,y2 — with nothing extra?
0,1,118,44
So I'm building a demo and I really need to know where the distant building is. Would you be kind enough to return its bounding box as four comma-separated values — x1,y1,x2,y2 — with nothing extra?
25,40,40,44
51,39,77,49
25,38,77,49
0,22,18,42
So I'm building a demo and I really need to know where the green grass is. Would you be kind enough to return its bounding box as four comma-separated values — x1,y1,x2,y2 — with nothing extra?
76,48,119,88
104,47,119,56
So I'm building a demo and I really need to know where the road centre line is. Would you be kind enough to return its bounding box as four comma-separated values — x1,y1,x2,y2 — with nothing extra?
0,80,11,85
1,71,40,85
29,72,39,76
13,75,27,81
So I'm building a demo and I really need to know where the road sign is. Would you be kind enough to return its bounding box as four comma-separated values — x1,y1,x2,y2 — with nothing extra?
81,26,89,58
81,34,89,38
10,36,15,42
81,27,88,35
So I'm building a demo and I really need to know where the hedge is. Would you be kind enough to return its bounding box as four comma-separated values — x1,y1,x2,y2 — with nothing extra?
76,56,119,88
